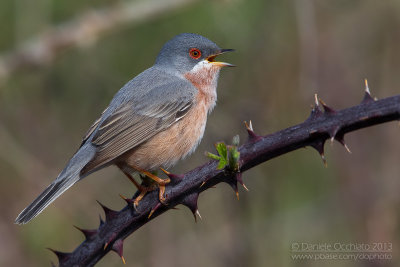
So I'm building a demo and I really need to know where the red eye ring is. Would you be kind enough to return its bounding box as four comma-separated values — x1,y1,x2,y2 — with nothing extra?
189,48,201,59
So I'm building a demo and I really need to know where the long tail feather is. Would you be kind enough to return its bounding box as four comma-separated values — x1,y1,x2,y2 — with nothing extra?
15,144,95,224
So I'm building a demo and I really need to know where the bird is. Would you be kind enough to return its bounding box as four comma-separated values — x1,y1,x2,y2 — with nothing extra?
15,33,234,224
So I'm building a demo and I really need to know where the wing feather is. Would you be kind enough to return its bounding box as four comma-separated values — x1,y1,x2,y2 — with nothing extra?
81,81,196,174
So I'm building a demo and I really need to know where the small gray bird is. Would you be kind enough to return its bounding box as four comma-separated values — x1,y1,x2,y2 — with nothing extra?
15,33,234,224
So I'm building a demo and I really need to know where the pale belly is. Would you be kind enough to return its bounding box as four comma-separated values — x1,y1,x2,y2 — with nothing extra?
118,100,210,172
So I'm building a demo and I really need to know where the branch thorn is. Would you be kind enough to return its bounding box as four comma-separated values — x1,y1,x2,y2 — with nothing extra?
244,120,261,141
306,94,323,121
97,200,118,221
236,173,249,191
365,79,371,94
119,194,133,205
336,134,352,154
318,98,336,114
148,202,162,219
181,193,199,221
310,140,327,167
195,210,202,220
362,79,374,103
73,225,98,240
111,239,125,265
47,248,71,262
160,168,184,184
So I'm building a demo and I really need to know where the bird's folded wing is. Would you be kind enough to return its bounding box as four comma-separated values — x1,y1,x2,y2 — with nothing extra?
81,82,195,174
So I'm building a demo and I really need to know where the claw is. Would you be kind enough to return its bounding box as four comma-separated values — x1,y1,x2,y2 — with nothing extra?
158,184,168,205
132,188,149,211
125,166,171,207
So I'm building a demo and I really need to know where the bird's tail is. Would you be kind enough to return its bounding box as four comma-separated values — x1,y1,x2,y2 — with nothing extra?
15,144,95,224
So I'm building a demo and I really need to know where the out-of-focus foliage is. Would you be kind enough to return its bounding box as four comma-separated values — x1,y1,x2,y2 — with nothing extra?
1,0,399,266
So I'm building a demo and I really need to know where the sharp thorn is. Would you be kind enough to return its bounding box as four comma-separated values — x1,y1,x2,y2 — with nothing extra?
148,203,162,219
73,225,97,240
119,194,133,205
148,209,155,219
334,133,352,154
112,239,125,264
245,120,254,131
306,94,323,122
195,210,202,220
318,98,336,114
160,167,184,183
321,153,327,167
104,242,109,250
337,141,351,154
97,200,118,221
364,79,370,94
330,136,334,144
47,248,70,262
244,120,260,141
361,79,374,103
200,181,206,188
235,173,249,191
242,183,249,191
182,193,199,221
343,144,351,154
226,179,239,200
310,140,327,166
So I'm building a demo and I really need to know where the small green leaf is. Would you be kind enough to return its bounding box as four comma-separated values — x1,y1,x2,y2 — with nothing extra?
215,142,228,160
206,152,221,160
228,146,240,171
217,157,228,170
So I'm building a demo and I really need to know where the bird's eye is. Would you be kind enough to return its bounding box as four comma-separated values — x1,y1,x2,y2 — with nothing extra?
189,48,201,59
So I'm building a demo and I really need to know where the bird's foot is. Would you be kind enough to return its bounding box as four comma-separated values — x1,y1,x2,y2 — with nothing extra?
132,168,170,209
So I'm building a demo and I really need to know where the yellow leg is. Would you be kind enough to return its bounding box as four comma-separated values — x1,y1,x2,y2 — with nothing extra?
133,187,150,210
134,167,170,204
121,166,170,208
133,166,170,186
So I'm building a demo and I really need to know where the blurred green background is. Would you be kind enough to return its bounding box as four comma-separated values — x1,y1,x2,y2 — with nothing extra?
1,0,399,266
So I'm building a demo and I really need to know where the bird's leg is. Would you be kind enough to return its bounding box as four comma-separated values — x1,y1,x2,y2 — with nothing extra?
128,166,170,207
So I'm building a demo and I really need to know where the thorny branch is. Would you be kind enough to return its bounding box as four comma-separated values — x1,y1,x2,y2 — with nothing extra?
54,85,400,266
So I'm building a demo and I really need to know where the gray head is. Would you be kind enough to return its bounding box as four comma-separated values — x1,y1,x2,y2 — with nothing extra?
155,33,234,74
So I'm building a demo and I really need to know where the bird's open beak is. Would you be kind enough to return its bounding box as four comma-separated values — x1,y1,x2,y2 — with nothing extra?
206,49,235,67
